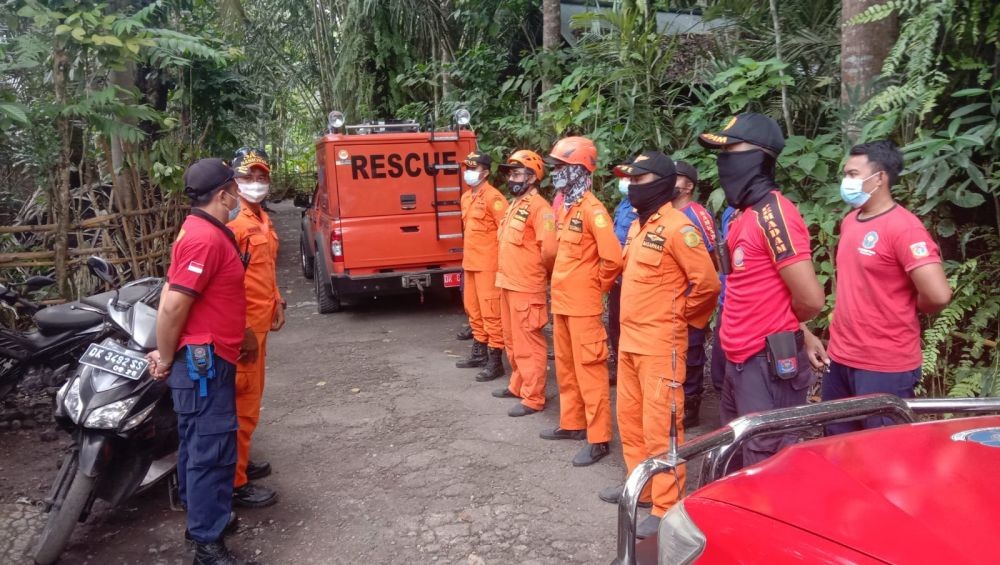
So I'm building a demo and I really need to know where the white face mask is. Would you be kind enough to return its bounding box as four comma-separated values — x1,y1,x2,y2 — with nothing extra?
237,181,270,203
618,178,630,196
463,170,483,187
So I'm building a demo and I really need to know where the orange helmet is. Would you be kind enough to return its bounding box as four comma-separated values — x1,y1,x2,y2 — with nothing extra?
547,136,598,172
501,149,545,180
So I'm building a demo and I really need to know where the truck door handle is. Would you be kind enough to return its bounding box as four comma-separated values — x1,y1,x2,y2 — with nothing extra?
400,226,419,233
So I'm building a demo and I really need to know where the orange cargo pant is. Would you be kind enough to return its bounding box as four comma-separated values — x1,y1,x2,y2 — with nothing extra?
553,314,612,443
463,270,503,349
617,350,687,517
235,331,267,488
500,289,548,411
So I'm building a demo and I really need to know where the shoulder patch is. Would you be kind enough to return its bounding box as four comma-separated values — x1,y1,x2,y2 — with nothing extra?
493,199,504,211
683,230,702,248
594,213,609,229
752,193,797,262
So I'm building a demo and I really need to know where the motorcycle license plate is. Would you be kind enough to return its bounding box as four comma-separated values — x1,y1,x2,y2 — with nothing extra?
443,273,462,288
79,343,149,380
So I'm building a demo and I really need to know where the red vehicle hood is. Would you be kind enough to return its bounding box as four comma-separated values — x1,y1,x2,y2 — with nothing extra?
694,416,1000,564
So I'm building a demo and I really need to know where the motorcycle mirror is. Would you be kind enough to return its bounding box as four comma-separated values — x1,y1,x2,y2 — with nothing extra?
87,256,117,286
23,275,56,290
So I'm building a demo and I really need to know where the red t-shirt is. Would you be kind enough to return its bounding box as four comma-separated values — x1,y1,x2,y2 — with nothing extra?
828,205,941,372
721,191,812,362
166,209,247,364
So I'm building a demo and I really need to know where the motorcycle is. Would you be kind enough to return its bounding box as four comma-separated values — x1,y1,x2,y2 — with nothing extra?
33,257,177,565
0,267,160,401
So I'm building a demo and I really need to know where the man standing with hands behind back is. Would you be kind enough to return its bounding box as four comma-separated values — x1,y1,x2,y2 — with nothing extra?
148,158,257,565
227,147,283,509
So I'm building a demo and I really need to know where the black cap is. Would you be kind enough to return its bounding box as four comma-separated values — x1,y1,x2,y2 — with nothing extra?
613,150,677,179
674,160,698,183
183,158,235,199
698,112,785,155
463,150,492,168
232,147,270,176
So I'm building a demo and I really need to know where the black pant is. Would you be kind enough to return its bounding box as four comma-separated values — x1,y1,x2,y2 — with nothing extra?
682,326,706,397
607,277,622,355
710,306,726,393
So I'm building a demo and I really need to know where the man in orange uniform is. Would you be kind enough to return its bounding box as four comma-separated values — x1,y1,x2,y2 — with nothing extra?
491,150,557,416
226,147,283,509
598,151,720,539
456,151,509,382
542,136,623,467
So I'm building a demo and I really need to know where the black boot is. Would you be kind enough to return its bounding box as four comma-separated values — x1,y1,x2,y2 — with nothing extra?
233,482,278,508
683,394,702,428
475,347,505,382
246,460,271,480
456,340,488,368
456,325,473,340
192,540,246,565
572,442,610,467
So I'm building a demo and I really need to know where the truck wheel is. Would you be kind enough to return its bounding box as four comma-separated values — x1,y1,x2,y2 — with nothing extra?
300,235,315,280
314,252,341,314
33,465,95,565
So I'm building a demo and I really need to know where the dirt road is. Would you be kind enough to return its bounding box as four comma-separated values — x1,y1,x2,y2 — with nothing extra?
1,201,719,564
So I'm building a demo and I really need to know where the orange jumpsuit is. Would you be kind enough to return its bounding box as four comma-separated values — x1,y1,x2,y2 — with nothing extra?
618,203,720,517
460,182,508,349
496,188,557,410
227,205,283,488
550,192,623,442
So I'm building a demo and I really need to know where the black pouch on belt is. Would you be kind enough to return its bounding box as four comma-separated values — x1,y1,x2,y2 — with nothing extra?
765,331,800,380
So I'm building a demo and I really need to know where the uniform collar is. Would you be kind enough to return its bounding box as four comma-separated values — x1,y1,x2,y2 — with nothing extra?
191,207,241,254
237,203,267,224
645,202,674,224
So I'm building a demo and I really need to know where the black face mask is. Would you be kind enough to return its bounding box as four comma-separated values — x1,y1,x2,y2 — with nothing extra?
508,180,531,196
628,175,676,225
716,149,777,209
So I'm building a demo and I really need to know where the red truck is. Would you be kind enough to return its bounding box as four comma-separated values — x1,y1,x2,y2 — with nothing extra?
616,394,1000,565
300,110,478,312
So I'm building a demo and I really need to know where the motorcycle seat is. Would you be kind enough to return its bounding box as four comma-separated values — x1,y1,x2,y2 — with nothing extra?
81,283,156,310
34,303,104,335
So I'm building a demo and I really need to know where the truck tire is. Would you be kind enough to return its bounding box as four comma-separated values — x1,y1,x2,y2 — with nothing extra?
300,235,315,280
33,464,95,565
314,252,341,314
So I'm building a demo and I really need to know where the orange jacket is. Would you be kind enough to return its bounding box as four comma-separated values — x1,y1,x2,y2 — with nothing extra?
461,182,507,272
228,206,282,333
550,191,623,316
496,188,557,293
618,203,721,356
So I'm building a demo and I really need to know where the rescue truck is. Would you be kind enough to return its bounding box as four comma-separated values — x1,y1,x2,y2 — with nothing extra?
300,110,478,313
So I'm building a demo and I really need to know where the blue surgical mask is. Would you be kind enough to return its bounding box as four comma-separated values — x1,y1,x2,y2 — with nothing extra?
224,191,241,221
840,172,880,208
618,178,630,196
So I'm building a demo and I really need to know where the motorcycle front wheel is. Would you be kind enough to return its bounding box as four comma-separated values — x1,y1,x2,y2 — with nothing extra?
33,457,95,565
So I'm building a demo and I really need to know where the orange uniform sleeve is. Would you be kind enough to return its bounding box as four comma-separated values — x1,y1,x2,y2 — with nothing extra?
589,206,623,293
534,205,558,272
671,225,721,329
489,193,508,226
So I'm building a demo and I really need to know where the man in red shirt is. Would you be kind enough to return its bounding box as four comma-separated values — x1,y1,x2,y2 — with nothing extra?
148,158,256,565
811,140,951,434
698,113,825,467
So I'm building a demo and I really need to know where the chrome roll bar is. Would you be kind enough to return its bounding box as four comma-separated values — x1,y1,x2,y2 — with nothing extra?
614,394,1000,565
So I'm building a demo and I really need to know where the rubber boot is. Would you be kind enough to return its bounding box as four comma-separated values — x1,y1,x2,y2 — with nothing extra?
683,394,702,428
475,347,505,382
456,340,488,368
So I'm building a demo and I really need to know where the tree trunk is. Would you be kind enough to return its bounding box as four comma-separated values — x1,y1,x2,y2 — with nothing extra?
768,0,794,136
541,0,561,98
841,0,898,141
52,46,72,298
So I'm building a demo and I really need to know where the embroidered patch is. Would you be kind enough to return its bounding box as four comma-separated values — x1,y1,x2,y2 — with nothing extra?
733,246,746,270
493,199,504,211
655,225,665,235
753,194,796,262
911,241,929,258
594,214,609,229
641,233,665,252
857,230,878,256
188,261,204,275
568,218,584,232
514,207,530,223
543,219,556,232
683,230,702,248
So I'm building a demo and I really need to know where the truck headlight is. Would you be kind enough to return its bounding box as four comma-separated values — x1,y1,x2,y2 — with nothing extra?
453,108,471,126
61,378,83,424
84,396,138,429
659,501,706,565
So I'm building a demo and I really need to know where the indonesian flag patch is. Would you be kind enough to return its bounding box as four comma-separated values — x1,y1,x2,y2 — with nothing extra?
188,261,205,275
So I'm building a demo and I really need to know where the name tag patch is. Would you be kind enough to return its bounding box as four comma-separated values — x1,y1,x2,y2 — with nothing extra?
641,233,665,252
568,218,584,233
